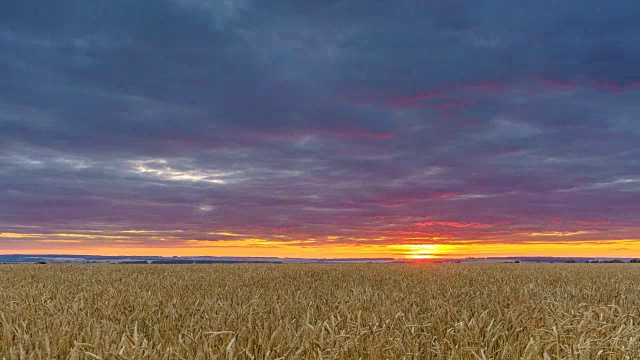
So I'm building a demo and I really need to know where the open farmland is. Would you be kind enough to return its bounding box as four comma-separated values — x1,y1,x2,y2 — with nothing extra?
1,264,640,359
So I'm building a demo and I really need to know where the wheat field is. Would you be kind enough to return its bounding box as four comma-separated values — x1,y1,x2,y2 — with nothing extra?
1,263,639,359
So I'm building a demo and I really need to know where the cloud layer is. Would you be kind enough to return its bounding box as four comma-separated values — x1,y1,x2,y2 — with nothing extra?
1,0,639,257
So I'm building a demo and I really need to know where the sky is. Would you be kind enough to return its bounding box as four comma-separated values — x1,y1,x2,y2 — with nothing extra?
1,0,639,259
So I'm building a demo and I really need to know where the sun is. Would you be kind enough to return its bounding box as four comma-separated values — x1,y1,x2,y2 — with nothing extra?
389,244,443,259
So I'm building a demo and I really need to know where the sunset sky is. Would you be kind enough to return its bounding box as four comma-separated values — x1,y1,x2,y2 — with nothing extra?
1,0,639,259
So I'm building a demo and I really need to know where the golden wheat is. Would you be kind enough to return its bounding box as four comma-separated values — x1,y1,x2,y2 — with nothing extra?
1,263,639,359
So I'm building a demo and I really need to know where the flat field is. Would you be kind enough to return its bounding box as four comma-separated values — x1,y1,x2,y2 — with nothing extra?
1,263,639,359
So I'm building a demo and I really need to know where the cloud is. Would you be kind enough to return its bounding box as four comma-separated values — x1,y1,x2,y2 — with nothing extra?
129,158,242,185
0,0,639,255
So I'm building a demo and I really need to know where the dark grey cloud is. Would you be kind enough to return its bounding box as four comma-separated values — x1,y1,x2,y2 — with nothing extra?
1,0,639,253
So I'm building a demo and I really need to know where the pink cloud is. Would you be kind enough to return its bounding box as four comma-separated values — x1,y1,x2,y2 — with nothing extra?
346,80,510,111
385,91,448,105
431,192,463,199
413,221,494,228
382,81,506,109
535,76,574,90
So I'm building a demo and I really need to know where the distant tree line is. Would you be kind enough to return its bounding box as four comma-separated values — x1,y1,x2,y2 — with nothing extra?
567,259,640,263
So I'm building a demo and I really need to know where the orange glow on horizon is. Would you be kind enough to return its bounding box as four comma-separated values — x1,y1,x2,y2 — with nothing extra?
1,231,640,259
2,233,640,259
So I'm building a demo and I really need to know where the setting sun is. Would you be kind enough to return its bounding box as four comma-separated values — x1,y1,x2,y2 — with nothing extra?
388,244,443,259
